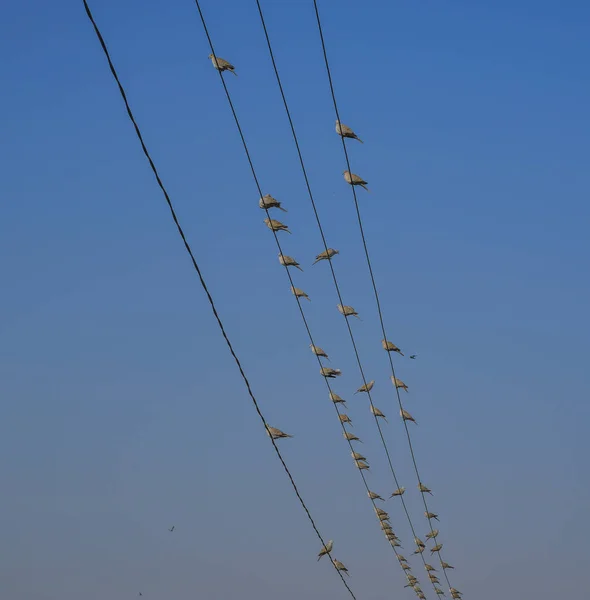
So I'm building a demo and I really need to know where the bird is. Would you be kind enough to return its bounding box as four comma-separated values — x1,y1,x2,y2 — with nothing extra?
344,431,361,442
434,588,445,596
390,487,405,497
343,170,369,191
337,304,361,319
426,529,439,540
351,451,366,461
264,217,291,233
430,543,443,554
259,194,287,212
450,588,462,598
400,563,411,571
313,248,339,264
397,554,407,562
418,482,433,495
168,526,175,532
391,376,409,392
329,392,346,405
355,460,370,471
320,367,341,378
429,575,440,584
424,564,437,572
278,253,303,271
414,537,426,548
310,344,329,359
390,539,402,547
381,339,404,355
413,546,425,555
339,413,353,426
267,426,292,440
317,540,333,561
426,512,440,521
401,409,417,424
291,286,310,301
332,559,349,576
370,406,387,422
208,54,237,75
441,562,454,570
368,490,384,501
375,507,388,516
410,354,417,360
335,120,364,143
355,380,374,394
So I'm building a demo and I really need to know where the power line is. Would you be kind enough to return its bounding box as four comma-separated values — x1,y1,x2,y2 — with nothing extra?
250,0,446,596
81,1,357,597
311,0,461,594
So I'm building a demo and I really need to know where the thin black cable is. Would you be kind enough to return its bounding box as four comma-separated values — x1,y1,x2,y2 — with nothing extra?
251,0,444,596
81,2,357,597
189,0,424,593
311,0,459,592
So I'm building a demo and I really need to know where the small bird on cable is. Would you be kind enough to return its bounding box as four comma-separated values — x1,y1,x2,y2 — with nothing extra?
351,451,366,461
390,487,405,498
310,344,329,359
329,392,346,406
343,170,369,191
337,304,361,319
355,460,370,471
264,218,291,234
418,482,433,495
339,413,353,426
382,339,404,355
441,562,454,570
424,564,437,572
267,426,292,440
313,248,339,264
426,512,440,521
320,367,341,378
426,529,439,540
317,540,333,561
336,120,364,143
392,376,409,392
290,286,310,301
278,253,302,270
370,406,387,422
259,194,287,212
368,490,384,501
430,543,443,554
344,431,361,442
429,574,440,584
434,588,445,596
400,563,411,571
208,54,237,76
401,409,417,424
397,555,407,562
355,380,374,394
332,559,349,576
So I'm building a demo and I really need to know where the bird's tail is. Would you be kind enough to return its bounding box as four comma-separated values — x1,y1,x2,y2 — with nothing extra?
361,184,370,192
296,265,304,271
356,136,364,144
230,70,238,76
279,206,288,212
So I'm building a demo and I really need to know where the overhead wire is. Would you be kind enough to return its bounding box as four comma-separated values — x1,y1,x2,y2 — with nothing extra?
311,0,461,594
81,1,357,597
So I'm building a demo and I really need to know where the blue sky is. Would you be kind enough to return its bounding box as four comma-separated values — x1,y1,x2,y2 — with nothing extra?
1,1,589,599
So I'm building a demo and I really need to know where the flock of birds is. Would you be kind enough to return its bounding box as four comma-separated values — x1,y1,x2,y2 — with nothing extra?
200,53,464,600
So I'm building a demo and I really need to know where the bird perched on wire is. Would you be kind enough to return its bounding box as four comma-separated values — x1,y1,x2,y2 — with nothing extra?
344,431,361,442
343,170,369,191
317,540,333,561
430,543,443,554
264,217,291,234
370,406,388,422
425,564,437,572
426,512,440,522
426,529,439,540
368,490,384,501
259,194,287,212
339,413,353,426
335,120,364,143
390,487,405,498
320,367,341,378
418,482,433,495
278,253,302,270
310,344,329,359
391,376,409,392
266,426,292,440
400,563,411,571
429,574,440,584
329,391,346,405
382,339,404,355
401,409,417,424
291,286,310,301
355,380,374,394
434,587,445,596
441,562,454,570
332,559,349,576
337,304,361,319
208,54,237,76
351,451,366,462
313,248,339,264
355,460,370,471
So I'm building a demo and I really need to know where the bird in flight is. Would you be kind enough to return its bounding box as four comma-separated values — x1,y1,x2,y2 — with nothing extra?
169,526,175,532
410,354,417,360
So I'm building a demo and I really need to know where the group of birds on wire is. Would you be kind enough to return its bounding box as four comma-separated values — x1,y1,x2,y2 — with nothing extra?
208,49,463,600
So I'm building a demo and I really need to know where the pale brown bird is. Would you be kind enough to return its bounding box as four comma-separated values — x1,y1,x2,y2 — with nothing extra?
434,588,445,596
337,304,361,319
317,540,333,561
426,512,440,522
426,529,439,540
391,376,409,392
418,483,433,495
441,562,454,570
310,344,329,359
320,367,341,378
413,546,425,554
390,487,405,498
278,253,303,271
377,513,390,522
313,248,339,264
259,194,287,212
329,392,346,405
381,339,404,355
343,170,369,191
335,120,364,143
450,588,462,597
417,593,426,600
355,380,374,394
401,409,417,424
400,563,411,571
380,521,392,531
375,507,388,516
266,426,292,440
397,555,407,562
390,539,402,547
344,431,361,442
428,574,440,584
355,460,370,471
291,286,310,301
351,451,366,461
264,218,291,234
414,537,426,548
430,543,443,554
368,490,384,501
370,405,387,422
208,54,237,75
339,413,353,426
424,564,437,572
332,559,349,576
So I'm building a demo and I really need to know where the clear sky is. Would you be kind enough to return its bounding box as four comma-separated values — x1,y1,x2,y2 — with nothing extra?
1,1,589,599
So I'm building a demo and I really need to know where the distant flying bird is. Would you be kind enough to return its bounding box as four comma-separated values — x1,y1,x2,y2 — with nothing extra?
335,120,364,143
370,406,387,422
426,512,440,521
381,339,404,355
390,487,405,498
313,248,339,264
401,409,417,424
259,194,287,212
344,431,361,442
410,355,417,360
310,344,329,359
343,170,369,191
339,413,353,426
267,426,292,440
332,559,349,575
430,543,443,554
329,391,346,405
290,286,310,301
278,253,303,271
264,217,291,233
441,562,454,570
368,490,384,501
392,376,409,392
168,526,175,532
320,367,341,378
317,540,333,561
426,529,439,540
337,304,361,319
208,54,237,75
418,482,433,495
355,380,374,394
